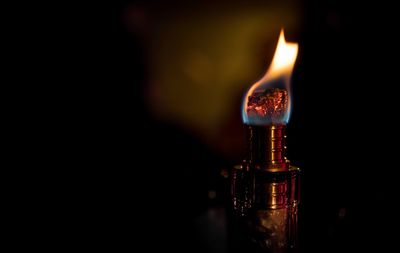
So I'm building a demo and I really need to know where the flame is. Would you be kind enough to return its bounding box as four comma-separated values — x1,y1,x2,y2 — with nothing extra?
242,29,298,125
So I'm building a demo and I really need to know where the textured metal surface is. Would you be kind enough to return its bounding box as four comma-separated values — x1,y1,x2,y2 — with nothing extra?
231,124,300,252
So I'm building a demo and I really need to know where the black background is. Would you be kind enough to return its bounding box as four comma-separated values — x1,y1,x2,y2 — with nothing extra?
41,0,399,252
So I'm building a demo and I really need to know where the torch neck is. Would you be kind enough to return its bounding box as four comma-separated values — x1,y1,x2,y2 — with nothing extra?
246,125,289,172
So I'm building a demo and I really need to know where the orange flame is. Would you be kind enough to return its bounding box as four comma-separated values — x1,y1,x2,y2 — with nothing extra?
242,29,298,125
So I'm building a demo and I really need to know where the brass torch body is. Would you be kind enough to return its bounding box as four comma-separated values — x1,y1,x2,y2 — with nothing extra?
231,125,300,253
245,125,290,172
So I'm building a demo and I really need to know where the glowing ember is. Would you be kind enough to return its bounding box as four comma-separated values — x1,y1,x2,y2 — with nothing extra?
247,88,288,120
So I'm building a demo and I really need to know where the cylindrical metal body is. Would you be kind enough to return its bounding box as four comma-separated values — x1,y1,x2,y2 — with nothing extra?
245,125,289,172
231,125,300,253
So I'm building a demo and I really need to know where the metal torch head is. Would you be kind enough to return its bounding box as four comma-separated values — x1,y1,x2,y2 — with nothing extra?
246,124,289,172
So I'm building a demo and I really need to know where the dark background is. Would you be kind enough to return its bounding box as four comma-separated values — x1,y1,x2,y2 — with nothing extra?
63,0,398,252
